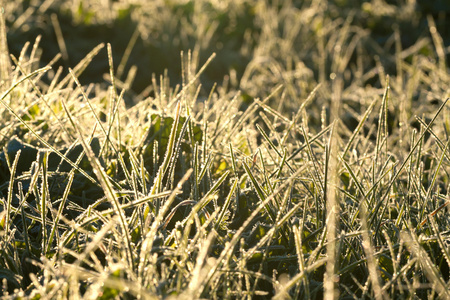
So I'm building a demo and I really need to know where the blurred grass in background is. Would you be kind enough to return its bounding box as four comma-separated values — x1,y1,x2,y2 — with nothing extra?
6,0,449,96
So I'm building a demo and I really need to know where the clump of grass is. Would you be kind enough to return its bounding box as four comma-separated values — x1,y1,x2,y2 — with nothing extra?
1,0,450,299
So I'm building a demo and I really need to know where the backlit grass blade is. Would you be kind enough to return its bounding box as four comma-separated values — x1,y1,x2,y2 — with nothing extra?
419,139,450,227
165,115,190,189
197,170,230,212
198,153,212,184
60,91,135,272
193,143,200,201
4,150,21,241
300,125,324,193
292,83,322,125
39,152,49,254
229,143,238,176
200,166,305,296
370,98,449,234
56,43,105,89
1,67,50,101
415,116,450,161
401,230,450,299
258,148,275,197
339,154,368,206
273,148,288,179
150,101,182,196
46,172,75,255
0,69,97,183
374,77,390,179
287,124,331,162
429,217,450,273
69,68,115,152
117,28,140,80
256,123,294,173
215,178,238,231
59,191,172,248
273,259,327,299
10,55,75,142
227,84,283,141
360,200,388,300
342,97,377,158
293,224,310,299
138,169,193,280
242,160,276,224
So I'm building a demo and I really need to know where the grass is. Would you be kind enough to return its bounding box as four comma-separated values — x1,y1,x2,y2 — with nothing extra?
0,0,450,299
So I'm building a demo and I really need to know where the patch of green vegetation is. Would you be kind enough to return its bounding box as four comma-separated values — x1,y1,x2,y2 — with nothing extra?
0,0,449,298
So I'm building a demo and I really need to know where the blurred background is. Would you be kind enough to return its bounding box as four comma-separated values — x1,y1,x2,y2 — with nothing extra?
4,0,450,107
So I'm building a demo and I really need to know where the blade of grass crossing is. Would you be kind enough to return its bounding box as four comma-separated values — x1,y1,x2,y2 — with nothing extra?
395,129,417,228
198,154,212,184
46,172,75,255
201,166,306,296
0,67,97,184
227,85,283,142
228,143,243,227
60,94,136,273
272,147,288,179
429,217,450,272
424,139,450,204
138,170,193,282
197,170,230,212
371,98,449,235
292,83,322,125
215,178,238,231
56,43,104,90
127,147,144,190
418,139,450,227
69,68,115,152
401,230,450,299
339,155,369,208
242,161,276,223
10,55,76,143
101,43,122,157
10,160,41,222
4,150,21,241
415,116,450,161
256,124,294,173
59,191,171,248
0,67,50,99
258,148,275,198
20,204,31,255
172,53,216,103
342,97,377,158
300,125,324,193
287,124,331,162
